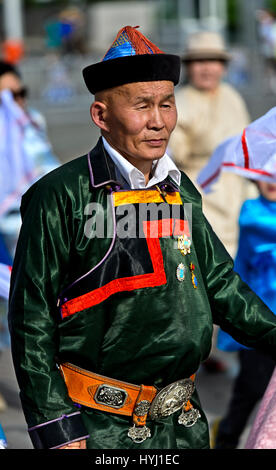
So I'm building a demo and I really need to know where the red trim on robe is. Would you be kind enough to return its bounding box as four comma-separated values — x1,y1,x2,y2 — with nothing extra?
61,219,189,318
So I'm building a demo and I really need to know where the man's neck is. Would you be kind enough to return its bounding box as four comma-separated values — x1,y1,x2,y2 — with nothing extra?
102,136,155,185
124,155,154,185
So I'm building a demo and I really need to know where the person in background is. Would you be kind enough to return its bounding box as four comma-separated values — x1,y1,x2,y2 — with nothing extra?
0,61,59,415
255,9,276,93
0,60,60,258
212,181,276,449
0,421,7,449
169,31,256,259
0,233,11,413
245,367,276,449
169,31,257,372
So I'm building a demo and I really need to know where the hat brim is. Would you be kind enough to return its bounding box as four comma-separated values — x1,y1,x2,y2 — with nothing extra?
182,51,231,63
83,54,180,94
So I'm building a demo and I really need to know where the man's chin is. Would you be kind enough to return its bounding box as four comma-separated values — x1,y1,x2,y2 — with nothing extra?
143,146,167,161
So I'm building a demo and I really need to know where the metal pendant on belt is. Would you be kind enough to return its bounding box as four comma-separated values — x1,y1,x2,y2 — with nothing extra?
128,424,151,444
178,405,201,427
127,378,200,443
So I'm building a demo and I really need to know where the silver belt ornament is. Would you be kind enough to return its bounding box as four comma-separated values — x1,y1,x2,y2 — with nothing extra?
128,378,201,444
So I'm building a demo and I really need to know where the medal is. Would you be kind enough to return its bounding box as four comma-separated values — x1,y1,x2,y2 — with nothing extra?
189,263,198,289
175,231,192,283
177,234,191,256
176,263,186,282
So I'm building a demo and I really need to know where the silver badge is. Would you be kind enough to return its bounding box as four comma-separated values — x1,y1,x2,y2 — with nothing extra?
176,263,186,282
93,384,128,409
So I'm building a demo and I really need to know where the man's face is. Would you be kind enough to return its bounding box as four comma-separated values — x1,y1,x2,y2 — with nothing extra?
93,81,177,169
187,60,226,92
0,72,26,108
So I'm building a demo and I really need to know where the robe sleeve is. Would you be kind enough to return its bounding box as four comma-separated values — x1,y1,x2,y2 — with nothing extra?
8,178,89,449
195,213,276,359
179,172,276,359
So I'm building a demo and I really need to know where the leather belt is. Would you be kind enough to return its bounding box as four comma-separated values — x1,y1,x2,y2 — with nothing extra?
58,362,200,444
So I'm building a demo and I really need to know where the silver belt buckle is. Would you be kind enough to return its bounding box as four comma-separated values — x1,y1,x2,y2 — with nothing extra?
128,378,200,444
149,378,195,420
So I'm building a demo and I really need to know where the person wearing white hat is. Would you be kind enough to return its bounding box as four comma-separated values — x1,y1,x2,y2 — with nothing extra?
169,31,256,259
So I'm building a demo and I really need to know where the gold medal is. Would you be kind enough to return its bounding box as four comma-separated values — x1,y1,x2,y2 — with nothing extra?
177,234,191,256
189,263,198,289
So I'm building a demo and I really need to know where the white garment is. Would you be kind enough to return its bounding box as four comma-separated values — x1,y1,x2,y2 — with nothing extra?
102,137,181,189
0,89,60,257
0,89,59,219
197,106,276,192
0,263,10,300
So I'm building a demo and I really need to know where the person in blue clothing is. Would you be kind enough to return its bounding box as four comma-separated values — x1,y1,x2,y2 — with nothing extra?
0,422,7,449
213,180,276,449
0,233,11,414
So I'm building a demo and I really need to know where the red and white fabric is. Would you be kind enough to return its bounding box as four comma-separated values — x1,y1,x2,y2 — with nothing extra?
197,107,276,193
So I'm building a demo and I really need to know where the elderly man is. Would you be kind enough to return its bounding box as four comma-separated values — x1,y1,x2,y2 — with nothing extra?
9,26,276,450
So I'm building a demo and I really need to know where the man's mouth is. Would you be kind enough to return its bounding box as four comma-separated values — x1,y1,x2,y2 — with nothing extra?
145,139,166,146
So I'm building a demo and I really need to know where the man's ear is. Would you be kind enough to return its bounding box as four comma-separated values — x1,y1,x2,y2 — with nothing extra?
90,101,109,132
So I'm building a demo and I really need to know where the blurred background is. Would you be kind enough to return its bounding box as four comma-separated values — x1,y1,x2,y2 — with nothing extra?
0,0,276,450
1,0,276,162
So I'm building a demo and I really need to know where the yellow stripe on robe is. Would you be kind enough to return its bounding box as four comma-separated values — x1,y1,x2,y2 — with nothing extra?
113,190,182,207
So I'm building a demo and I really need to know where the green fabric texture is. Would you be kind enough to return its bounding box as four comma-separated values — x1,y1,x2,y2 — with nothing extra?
8,140,276,449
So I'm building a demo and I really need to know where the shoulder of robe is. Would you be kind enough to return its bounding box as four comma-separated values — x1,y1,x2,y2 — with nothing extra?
179,171,203,210
20,153,89,215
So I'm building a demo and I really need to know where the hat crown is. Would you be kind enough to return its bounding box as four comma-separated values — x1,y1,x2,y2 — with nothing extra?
183,31,230,61
186,31,226,53
103,26,163,61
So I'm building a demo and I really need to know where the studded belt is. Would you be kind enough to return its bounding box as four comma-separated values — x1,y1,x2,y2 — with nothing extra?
58,362,201,444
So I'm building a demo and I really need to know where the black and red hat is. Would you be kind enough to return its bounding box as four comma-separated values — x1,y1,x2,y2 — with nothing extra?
82,26,180,94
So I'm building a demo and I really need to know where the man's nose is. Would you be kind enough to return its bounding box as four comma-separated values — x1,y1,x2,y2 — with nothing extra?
147,107,165,130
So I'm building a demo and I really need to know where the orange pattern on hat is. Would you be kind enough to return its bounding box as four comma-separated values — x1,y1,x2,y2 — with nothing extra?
102,25,164,61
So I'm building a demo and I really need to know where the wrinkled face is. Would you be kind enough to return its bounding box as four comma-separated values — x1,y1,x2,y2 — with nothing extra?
187,60,226,92
257,181,276,201
92,81,177,170
0,72,26,107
